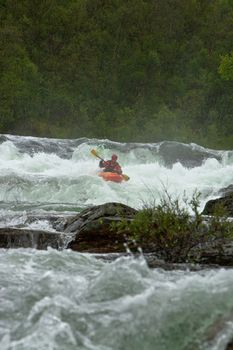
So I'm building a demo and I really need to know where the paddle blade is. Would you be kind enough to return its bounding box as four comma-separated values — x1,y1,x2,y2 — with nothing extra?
91,149,102,160
122,174,130,181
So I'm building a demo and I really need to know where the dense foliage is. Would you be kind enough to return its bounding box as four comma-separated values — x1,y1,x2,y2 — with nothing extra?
0,0,233,148
113,192,233,262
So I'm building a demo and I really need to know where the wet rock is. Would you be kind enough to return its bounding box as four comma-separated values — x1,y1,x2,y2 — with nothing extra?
0,134,89,159
202,192,233,216
94,253,220,270
0,135,8,143
218,184,233,197
0,228,62,249
158,141,221,168
62,202,138,253
140,254,220,270
192,241,233,266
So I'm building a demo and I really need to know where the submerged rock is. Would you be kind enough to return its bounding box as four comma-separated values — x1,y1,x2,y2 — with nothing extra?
94,253,220,270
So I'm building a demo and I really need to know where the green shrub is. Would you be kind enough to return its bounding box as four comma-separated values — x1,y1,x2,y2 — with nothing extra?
114,192,233,263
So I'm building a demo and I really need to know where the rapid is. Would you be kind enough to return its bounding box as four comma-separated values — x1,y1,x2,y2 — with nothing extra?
0,134,233,350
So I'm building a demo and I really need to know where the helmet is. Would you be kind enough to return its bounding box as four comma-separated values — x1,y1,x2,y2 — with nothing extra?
111,154,118,161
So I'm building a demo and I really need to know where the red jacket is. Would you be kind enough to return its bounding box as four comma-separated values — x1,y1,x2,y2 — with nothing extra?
99,160,122,174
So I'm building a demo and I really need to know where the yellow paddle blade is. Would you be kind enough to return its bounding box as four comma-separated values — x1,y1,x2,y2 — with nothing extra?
122,174,130,181
91,149,102,159
91,149,98,157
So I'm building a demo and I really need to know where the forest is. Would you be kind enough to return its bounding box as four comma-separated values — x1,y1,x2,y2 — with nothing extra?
0,0,233,148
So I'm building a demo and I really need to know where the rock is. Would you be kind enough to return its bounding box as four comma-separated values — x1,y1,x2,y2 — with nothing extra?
0,134,89,159
0,228,63,249
0,135,8,143
158,141,221,168
218,184,233,197
94,253,219,271
62,202,138,253
141,254,220,270
202,192,233,216
192,241,233,266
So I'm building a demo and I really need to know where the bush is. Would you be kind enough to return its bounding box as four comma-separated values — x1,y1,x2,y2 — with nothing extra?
114,192,233,263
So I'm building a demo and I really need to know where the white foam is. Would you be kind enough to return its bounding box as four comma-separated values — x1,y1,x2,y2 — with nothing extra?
0,139,232,212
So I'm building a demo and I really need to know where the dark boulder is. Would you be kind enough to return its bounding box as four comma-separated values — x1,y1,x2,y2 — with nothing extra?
158,141,221,168
218,184,233,197
202,192,233,217
60,202,138,253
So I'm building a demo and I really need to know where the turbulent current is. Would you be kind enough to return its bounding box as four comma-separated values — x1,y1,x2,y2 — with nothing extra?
0,134,233,350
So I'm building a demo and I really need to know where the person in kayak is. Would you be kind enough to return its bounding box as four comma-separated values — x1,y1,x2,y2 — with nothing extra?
99,154,122,174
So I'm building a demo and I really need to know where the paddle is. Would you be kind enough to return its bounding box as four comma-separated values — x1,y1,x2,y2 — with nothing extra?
91,149,130,181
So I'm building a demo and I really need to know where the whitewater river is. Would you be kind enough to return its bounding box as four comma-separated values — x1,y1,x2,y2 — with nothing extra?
0,134,233,350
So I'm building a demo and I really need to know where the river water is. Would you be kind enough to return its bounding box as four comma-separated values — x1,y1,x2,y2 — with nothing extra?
0,134,233,350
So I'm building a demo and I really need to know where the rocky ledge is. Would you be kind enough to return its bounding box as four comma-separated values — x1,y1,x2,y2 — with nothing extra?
0,203,138,253
0,227,62,249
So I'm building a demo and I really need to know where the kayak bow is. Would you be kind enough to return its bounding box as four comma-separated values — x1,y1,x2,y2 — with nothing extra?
98,172,125,183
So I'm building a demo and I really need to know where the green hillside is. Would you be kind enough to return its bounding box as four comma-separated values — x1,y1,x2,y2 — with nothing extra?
1,0,233,148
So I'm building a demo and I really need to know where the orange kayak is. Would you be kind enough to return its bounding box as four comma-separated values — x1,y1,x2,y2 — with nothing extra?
98,172,125,183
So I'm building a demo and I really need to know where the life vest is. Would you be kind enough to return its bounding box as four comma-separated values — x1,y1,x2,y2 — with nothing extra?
99,160,122,174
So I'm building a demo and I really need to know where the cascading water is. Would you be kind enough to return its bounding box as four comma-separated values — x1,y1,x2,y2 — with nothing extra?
0,134,233,350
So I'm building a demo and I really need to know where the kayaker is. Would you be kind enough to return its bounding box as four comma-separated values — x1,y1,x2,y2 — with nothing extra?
99,154,122,174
